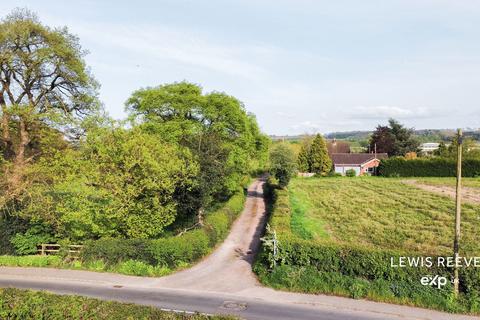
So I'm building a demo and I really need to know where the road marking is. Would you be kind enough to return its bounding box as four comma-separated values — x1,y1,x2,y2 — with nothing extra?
159,308,213,316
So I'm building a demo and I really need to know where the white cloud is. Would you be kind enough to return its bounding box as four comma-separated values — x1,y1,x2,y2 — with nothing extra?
351,106,430,119
74,23,272,80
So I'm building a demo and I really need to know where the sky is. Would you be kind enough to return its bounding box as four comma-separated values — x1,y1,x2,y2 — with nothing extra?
2,0,479,135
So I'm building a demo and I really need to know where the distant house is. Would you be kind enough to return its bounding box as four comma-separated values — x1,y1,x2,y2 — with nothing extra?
419,142,440,155
331,153,388,176
327,139,351,154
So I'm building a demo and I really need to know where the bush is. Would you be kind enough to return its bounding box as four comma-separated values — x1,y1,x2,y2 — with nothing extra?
0,217,27,255
0,288,236,319
149,230,210,267
269,143,297,188
10,225,54,255
81,238,153,266
345,169,356,177
205,189,245,245
378,157,480,177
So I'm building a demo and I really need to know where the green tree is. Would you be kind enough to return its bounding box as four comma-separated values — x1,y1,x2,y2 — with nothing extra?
434,141,449,157
126,82,268,221
297,137,312,172
309,134,332,175
369,119,419,156
269,143,296,188
0,8,98,207
444,137,480,160
369,125,395,155
18,126,198,240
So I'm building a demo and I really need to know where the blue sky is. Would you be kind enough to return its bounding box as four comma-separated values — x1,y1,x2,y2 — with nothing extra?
2,0,480,134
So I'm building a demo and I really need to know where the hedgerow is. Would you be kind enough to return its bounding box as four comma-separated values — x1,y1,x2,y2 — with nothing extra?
254,179,480,314
378,157,480,177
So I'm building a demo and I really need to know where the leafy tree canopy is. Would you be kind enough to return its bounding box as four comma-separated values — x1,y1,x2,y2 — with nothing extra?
17,125,198,240
0,8,98,207
309,134,332,175
270,143,296,188
369,119,419,156
126,82,269,215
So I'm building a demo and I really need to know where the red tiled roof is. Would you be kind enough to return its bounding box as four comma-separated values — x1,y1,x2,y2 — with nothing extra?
331,153,388,166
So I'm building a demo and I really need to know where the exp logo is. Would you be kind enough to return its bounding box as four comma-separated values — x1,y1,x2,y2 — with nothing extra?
420,275,450,289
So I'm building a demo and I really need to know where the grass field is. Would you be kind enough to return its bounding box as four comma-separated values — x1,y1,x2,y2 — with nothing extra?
289,177,480,255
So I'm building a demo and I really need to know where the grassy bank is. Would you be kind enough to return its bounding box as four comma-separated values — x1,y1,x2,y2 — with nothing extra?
0,288,236,319
254,177,480,314
0,255,174,277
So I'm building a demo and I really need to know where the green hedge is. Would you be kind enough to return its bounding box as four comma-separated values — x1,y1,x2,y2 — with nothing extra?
80,189,246,268
0,288,235,319
254,181,480,314
378,157,480,177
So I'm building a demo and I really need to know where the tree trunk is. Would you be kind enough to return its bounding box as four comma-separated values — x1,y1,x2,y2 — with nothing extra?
197,207,205,226
0,100,13,160
9,118,30,189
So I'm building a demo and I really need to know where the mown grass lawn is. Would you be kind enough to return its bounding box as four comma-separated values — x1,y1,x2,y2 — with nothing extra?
289,177,480,255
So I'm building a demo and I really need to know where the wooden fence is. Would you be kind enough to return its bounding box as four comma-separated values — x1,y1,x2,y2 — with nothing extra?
37,244,83,257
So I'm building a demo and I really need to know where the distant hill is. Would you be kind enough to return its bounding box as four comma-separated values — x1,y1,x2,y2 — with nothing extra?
271,129,479,143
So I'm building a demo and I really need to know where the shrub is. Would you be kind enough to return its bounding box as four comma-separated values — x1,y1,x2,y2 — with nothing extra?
81,238,153,265
378,157,480,177
0,217,27,255
10,225,54,255
269,143,297,188
204,189,245,245
149,230,210,267
345,169,356,177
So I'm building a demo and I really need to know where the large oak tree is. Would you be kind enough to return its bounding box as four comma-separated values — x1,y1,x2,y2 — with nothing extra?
0,9,98,204
126,82,269,222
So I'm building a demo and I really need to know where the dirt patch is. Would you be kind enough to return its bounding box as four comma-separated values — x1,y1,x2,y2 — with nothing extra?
403,180,480,205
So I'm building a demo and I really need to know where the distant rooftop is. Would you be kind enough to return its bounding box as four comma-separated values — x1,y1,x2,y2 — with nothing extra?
331,153,388,166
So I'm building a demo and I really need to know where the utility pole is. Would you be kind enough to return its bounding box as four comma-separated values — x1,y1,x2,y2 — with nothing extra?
453,128,463,296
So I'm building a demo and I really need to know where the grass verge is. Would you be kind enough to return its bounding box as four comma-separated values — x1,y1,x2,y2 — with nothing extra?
0,255,175,277
0,288,236,319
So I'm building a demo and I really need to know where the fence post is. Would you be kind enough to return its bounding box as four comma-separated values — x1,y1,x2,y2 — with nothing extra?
273,230,278,268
